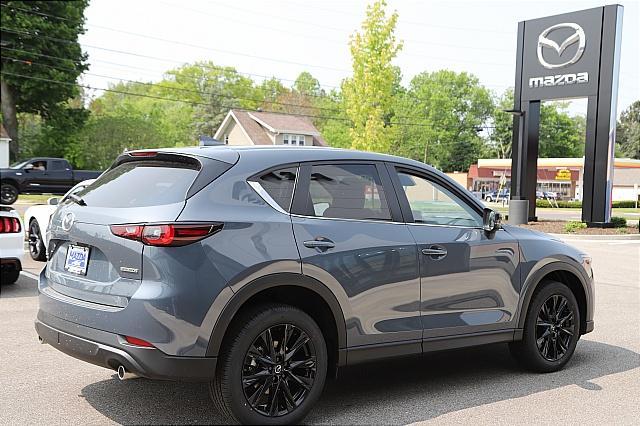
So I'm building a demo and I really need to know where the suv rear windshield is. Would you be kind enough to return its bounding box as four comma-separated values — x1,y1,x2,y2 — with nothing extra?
77,160,199,208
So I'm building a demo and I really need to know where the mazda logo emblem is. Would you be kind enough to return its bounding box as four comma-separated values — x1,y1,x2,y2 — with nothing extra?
61,212,75,231
537,22,585,69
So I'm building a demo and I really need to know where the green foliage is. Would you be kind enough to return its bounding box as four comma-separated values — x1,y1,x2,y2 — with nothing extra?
564,221,587,233
294,72,323,97
489,90,585,160
1,1,89,115
616,101,640,159
535,200,639,208
343,0,402,153
393,70,493,172
66,115,168,170
487,89,515,159
610,216,627,228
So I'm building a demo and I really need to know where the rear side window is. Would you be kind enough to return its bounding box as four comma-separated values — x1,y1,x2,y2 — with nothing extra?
305,164,392,221
50,160,67,171
256,167,297,211
77,160,199,208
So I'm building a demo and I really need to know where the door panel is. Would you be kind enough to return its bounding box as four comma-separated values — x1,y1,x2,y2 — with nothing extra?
409,225,519,337
292,162,420,347
389,166,521,338
293,218,420,346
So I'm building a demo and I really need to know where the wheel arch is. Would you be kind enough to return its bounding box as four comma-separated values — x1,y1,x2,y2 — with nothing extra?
206,273,347,370
517,261,590,334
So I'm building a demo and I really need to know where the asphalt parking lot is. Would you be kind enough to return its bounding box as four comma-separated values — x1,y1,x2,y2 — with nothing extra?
1,239,638,425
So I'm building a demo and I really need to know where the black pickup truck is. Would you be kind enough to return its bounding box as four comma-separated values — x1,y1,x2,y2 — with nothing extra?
0,158,102,204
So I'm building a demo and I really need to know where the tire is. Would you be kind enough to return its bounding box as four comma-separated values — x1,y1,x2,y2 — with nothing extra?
1,183,19,205
1,269,20,285
29,219,47,261
485,196,493,202
209,303,328,425
510,281,581,373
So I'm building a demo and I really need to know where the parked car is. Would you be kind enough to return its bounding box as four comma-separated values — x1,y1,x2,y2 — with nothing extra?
24,180,96,261
536,190,544,199
484,189,510,202
543,191,558,199
0,205,24,285
0,158,101,204
36,147,594,424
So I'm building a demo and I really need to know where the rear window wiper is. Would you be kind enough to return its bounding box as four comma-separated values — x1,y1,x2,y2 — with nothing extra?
68,193,87,206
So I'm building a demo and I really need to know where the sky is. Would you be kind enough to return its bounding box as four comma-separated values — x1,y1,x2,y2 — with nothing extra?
79,0,640,117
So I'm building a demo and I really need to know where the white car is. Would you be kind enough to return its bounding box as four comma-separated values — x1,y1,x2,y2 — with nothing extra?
0,205,24,285
23,180,95,261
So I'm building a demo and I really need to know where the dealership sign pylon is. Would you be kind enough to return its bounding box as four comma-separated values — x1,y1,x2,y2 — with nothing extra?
509,4,623,226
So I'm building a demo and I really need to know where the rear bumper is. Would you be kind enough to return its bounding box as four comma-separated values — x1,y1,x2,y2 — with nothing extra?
35,311,217,382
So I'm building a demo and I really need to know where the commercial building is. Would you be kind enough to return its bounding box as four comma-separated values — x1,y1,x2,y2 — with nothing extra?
447,157,640,201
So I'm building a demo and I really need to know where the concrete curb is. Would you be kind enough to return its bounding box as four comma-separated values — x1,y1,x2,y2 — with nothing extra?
550,232,640,240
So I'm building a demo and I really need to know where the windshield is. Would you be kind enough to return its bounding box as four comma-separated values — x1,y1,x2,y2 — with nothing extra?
76,160,200,208
10,160,29,169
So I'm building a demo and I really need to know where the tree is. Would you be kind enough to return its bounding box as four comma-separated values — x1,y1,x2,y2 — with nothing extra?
393,70,493,172
487,89,585,160
343,0,402,153
66,115,168,170
294,72,322,97
616,101,640,159
487,89,515,159
1,0,89,159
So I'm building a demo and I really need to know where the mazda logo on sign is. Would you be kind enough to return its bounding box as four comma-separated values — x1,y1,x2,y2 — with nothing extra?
537,22,586,69
61,212,75,231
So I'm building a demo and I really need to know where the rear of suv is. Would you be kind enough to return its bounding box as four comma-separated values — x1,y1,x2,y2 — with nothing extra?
36,146,594,424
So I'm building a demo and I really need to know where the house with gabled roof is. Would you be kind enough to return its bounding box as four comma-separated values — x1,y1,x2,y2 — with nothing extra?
214,109,328,147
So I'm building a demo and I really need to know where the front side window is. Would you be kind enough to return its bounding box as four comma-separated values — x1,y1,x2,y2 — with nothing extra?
256,167,297,211
397,172,481,227
305,164,392,221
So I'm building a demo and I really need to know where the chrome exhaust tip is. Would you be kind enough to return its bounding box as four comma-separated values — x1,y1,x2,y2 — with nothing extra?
117,365,138,381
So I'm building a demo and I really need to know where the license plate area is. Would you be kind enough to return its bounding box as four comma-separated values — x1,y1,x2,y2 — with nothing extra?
64,245,90,275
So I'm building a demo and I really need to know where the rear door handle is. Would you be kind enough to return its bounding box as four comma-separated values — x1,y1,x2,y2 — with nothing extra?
421,246,447,259
303,239,335,250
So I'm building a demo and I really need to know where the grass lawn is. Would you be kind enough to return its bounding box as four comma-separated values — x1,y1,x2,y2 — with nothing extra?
486,202,640,220
15,194,54,204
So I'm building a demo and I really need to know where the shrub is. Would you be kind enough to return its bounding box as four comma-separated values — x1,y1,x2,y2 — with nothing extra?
564,221,587,233
534,200,638,209
612,200,638,208
610,216,627,228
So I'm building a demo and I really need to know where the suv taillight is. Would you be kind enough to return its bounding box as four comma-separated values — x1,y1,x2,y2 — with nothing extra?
110,223,222,247
0,217,21,233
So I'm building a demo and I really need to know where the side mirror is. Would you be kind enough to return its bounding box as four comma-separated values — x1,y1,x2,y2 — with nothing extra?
47,197,59,206
483,208,501,232
24,164,34,171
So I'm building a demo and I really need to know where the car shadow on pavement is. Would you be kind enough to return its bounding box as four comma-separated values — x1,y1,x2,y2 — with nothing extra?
80,339,640,425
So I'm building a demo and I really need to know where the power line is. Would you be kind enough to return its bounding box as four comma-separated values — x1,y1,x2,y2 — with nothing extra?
4,2,514,56
2,56,343,112
1,46,343,94
0,26,349,73
3,70,528,130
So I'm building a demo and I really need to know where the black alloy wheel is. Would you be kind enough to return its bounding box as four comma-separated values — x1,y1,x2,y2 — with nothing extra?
1,183,18,205
29,220,47,261
210,303,327,425
535,294,575,361
509,280,581,373
242,324,317,417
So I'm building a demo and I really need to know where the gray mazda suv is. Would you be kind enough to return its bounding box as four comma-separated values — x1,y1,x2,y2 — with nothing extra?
36,146,594,424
